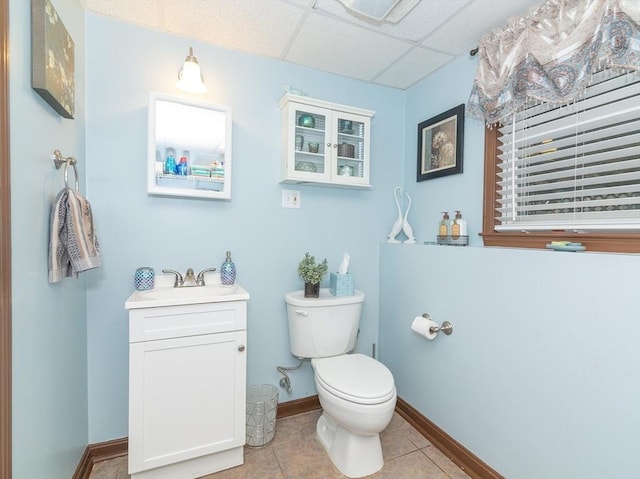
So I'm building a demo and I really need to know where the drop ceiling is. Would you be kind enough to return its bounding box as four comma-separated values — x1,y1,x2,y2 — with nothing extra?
81,0,543,90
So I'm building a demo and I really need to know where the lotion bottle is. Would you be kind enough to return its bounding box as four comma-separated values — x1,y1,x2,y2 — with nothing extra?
438,212,450,237
451,212,461,239
454,210,467,237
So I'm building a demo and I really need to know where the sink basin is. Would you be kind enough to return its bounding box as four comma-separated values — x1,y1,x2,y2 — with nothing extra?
125,283,249,309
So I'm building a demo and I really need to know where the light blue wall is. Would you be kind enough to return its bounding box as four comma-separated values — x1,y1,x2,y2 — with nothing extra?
10,0,88,477
379,245,640,478
378,55,640,477
84,14,405,442
403,55,485,245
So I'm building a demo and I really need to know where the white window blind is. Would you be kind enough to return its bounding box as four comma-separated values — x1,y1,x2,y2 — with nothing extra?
495,69,640,232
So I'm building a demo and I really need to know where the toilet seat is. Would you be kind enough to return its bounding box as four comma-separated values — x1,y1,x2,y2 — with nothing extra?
313,354,395,405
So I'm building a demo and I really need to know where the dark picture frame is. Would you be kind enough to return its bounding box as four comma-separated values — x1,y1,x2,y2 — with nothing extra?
417,104,464,181
31,0,75,119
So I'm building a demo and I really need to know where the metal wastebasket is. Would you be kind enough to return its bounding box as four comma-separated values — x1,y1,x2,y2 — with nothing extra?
246,384,278,447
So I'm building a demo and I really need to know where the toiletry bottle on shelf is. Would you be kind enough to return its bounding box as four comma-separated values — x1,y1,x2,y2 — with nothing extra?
452,211,460,239
438,212,450,237
176,156,188,175
221,251,236,285
454,211,467,238
164,154,176,174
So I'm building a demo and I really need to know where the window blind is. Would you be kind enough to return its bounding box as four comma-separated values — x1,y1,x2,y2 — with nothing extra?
495,69,640,232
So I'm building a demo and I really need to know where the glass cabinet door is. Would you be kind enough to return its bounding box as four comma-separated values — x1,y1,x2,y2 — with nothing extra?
290,105,330,181
333,112,369,185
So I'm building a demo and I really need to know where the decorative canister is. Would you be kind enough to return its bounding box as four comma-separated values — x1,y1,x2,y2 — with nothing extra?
298,113,315,128
134,267,155,291
221,251,236,285
340,165,354,176
337,142,355,158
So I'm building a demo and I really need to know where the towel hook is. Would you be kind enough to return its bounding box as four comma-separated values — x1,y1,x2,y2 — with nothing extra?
52,150,79,191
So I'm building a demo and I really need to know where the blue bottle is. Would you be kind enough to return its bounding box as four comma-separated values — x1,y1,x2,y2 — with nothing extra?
176,156,188,175
164,154,176,174
221,251,236,285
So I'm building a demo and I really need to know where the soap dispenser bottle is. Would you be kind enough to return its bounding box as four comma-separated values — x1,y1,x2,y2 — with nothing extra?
453,210,467,239
438,212,450,238
221,251,236,285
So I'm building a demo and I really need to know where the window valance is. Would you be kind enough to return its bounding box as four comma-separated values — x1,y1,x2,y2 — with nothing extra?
467,0,640,125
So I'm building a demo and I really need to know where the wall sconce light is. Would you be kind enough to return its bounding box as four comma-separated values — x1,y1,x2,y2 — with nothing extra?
176,47,207,94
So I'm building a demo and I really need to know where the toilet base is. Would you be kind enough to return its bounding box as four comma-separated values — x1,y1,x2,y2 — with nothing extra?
316,412,383,478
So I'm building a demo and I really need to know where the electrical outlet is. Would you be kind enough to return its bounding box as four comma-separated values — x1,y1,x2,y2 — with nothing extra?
282,190,301,208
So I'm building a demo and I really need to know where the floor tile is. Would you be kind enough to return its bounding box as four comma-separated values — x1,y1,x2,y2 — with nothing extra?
90,455,128,479
366,449,450,479
201,447,284,479
421,445,472,479
88,409,470,479
380,412,431,461
273,435,344,479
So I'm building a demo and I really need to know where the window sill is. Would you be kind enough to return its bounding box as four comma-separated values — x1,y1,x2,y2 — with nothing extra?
480,231,640,254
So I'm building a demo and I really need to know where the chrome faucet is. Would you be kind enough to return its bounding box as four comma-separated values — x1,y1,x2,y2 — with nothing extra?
183,268,197,286
196,268,217,286
162,267,217,287
162,269,184,287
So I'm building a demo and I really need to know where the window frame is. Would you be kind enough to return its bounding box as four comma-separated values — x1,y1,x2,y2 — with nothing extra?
482,127,640,254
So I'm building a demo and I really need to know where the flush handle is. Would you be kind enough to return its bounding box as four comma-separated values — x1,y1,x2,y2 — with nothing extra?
295,310,308,317
238,344,245,352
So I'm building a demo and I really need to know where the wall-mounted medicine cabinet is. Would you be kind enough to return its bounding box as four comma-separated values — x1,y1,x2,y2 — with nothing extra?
148,92,232,199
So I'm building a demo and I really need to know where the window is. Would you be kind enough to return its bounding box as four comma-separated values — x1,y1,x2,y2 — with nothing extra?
482,69,640,253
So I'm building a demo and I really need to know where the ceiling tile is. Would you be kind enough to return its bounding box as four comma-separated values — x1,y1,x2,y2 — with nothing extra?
373,47,454,90
81,0,163,30
160,0,307,58
285,13,412,82
422,0,542,55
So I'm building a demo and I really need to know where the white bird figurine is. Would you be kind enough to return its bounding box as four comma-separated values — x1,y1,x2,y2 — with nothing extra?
386,186,403,243
402,192,416,243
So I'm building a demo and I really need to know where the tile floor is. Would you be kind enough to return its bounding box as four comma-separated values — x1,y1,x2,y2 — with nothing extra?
90,410,471,479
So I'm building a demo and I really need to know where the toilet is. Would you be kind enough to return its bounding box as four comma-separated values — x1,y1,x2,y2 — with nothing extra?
284,289,396,478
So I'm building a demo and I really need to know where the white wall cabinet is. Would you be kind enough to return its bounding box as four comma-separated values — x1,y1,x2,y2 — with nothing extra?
126,289,249,479
279,94,374,188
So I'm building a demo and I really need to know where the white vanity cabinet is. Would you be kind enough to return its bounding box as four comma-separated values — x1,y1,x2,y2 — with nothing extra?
279,94,374,188
125,285,249,479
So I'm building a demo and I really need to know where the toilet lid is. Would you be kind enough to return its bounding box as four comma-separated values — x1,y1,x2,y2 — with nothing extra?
313,354,395,405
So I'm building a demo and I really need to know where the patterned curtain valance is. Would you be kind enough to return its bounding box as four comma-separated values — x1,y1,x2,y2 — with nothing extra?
467,0,640,125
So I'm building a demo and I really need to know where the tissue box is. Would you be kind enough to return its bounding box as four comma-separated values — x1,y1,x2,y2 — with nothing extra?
330,273,354,297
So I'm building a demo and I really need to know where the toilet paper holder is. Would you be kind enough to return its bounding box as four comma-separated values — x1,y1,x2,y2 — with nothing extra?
422,313,453,336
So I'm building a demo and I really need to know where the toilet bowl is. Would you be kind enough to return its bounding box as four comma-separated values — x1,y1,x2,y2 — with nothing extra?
312,354,396,478
284,289,397,478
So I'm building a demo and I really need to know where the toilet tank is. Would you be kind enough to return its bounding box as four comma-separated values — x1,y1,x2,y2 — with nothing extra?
285,289,365,358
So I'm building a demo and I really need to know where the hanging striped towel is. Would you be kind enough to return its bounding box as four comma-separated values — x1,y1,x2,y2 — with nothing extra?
48,188,102,283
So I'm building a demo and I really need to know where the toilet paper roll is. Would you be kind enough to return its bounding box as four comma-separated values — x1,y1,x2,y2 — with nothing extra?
411,316,438,340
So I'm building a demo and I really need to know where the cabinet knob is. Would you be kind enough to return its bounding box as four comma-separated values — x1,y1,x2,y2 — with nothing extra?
238,344,246,352
326,142,331,147
333,144,338,148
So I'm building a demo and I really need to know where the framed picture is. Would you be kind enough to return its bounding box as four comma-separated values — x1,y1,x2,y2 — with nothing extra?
417,104,464,181
32,0,75,119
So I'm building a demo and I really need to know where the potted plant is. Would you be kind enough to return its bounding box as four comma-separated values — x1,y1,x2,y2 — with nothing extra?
297,252,328,298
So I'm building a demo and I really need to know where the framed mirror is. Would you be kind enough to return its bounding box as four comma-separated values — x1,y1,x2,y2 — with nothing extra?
148,92,232,199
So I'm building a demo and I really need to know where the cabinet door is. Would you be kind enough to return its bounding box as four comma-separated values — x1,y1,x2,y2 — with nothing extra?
129,330,247,474
283,102,331,182
331,112,371,187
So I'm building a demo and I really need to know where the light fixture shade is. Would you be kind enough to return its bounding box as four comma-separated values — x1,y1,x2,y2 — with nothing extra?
176,47,207,94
